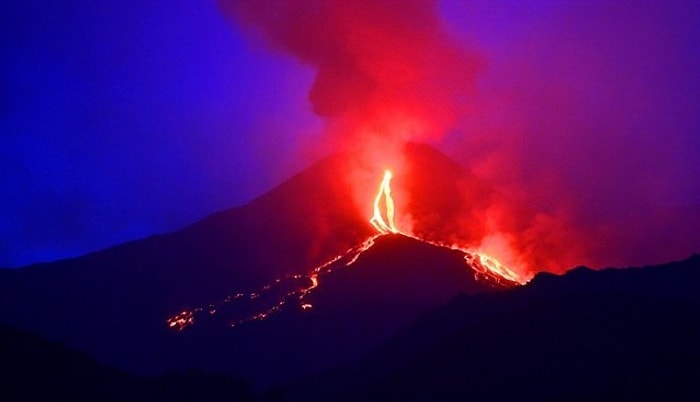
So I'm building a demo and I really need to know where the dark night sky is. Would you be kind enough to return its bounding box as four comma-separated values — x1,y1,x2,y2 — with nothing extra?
2,1,699,268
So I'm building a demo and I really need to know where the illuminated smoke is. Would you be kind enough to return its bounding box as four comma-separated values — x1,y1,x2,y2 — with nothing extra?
217,0,533,275
167,170,523,331
219,0,700,276
219,0,479,146
368,167,522,283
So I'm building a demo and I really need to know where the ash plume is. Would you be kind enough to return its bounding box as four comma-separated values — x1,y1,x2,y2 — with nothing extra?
219,0,479,146
219,0,700,277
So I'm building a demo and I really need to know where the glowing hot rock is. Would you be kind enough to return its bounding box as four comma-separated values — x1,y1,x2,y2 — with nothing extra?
367,168,522,285
370,170,398,234
165,168,522,331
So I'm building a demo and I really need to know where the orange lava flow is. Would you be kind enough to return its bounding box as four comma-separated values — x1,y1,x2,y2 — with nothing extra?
369,170,398,234
165,170,523,332
368,169,523,285
423,238,522,285
165,235,382,331
167,310,194,331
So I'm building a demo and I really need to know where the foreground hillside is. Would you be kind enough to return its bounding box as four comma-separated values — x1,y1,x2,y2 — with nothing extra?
289,254,700,401
0,143,498,383
2,255,699,401
0,324,258,402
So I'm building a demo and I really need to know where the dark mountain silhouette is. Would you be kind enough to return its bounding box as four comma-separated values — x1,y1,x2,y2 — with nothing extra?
0,323,257,402
3,252,697,402
0,148,372,375
0,143,510,387
159,234,505,386
5,140,695,401
286,254,700,401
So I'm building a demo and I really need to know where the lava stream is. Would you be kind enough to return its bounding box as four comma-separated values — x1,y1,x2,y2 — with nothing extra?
166,169,522,331
166,235,381,331
370,170,398,234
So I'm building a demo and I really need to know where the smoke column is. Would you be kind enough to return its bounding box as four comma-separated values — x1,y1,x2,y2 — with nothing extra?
219,0,479,146
220,0,700,277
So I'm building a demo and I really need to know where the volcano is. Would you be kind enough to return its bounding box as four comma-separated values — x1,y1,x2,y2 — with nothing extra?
0,143,517,386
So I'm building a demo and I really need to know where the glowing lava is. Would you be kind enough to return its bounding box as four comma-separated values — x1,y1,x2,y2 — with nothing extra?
367,168,522,285
370,170,398,234
167,310,194,330
165,235,381,331
166,169,522,332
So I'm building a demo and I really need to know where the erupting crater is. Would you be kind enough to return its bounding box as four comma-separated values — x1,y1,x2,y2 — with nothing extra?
167,168,522,331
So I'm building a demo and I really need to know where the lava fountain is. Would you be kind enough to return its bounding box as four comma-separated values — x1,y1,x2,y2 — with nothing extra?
370,170,398,234
367,168,522,285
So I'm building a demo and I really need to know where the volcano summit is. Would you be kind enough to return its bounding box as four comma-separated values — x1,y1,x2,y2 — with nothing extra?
1,143,698,400
0,143,519,385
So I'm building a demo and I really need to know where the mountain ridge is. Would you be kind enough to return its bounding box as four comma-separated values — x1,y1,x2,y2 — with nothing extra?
0,143,515,386
4,253,696,401
285,252,700,401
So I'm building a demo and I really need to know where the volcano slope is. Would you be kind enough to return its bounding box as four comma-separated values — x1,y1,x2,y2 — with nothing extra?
158,234,509,386
0,234,509,388
287,254,700,402
0,324,257,402
0,143,514,386
0,150,368,376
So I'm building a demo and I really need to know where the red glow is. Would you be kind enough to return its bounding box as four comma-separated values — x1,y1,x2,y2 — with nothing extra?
219,0,700,282
367,168,522,284
165,167,524,331
162,1,700,333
